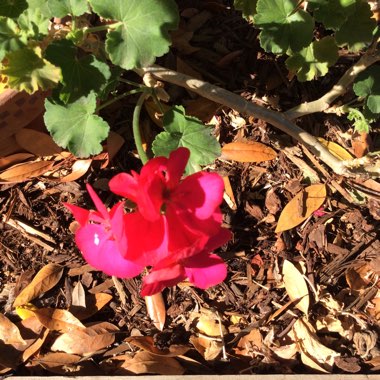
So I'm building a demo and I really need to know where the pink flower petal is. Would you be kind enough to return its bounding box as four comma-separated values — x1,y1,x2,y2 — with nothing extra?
86,184,109,220
76,224,143,278
184,253,227,289
172,172,224,220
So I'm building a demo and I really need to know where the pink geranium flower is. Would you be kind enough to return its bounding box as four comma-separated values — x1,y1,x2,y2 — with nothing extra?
64,184,143,278
109,147,231,268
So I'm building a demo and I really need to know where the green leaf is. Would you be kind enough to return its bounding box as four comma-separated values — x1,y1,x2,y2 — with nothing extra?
88,0,179,69
45,39,111,103
26,0,50,18
152,105,221,174
253,0,314,54
44,93,110,157
0,17,27,61
353,66,380,114
0,0,27,18
234,0,258,22
347,108,371,133
17,6,50,39
0,46,61,94
285,36,338,82
308,0,355,30
335,0,376,52
47,0,88,18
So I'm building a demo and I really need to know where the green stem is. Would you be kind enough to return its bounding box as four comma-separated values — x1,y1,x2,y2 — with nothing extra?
96,88,144,112
118,78,144,88
133,92,150,164
83,21,122,34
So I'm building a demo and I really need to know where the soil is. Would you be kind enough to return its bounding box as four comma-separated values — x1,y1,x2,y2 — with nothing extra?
0,0,380,376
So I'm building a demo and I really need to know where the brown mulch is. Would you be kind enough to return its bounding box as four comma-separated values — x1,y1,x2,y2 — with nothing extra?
0,0,379,376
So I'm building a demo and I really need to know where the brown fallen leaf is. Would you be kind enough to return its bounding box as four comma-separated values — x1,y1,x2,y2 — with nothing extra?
293,317,339,373
13,263,64,307
234,328,263,357
30,352,81,374
125,336,189,357
121,351,184,375
58,159,92,182
145,293,166,331
13,265,62,307
71,292,113,321
223,176,237,210
185,97,220,122
0,153,35,171
0,314,26,345
15,129,62,156
0,160,55,183
51,321,119,355
30,308,86,333
275,184,326,233
221,141,277,163
144,98,170,128
189,335,223,361
196,311,227,337
282,260,310,315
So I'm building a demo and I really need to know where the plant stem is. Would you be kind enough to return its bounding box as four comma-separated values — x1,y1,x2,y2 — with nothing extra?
96,89,144,112
285,50,380,120
133,92,150,164
134,65,379,178
118,78,144,88
83,22,122,34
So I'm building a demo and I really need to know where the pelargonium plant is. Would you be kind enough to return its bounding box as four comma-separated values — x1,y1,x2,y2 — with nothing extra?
65,147,231,296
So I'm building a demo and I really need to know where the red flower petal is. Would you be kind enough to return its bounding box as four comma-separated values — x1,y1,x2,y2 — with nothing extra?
64,203,90,226
109,172,139,202
166,147,190,189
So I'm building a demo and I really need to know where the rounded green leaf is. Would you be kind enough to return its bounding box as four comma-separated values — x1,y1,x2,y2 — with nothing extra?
152,106,221,175
0,17,27,60
253,0,314,54
17,6,50,39
45,39,111,103
335,0,376,52
0,46,61,93
47,0,88,18
286,37,339,82
44,93,110,157
89,0,179,69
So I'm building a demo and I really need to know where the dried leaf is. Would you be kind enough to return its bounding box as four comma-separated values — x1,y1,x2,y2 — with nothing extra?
71,293,113,320
15,129,62,156
221,141,277,163
144,98,170,128
13,263,64,307
293,317,339,373
105,131,125,164
125,336,189,357
196,313,227,337
185,97,220,122
189,335,223,361
223,176,237,210
282,260,310,315
0,314,26,345
275,184,326,233
145,293,166,331
30,352,81,372
59,159,92,182
30,308,86,333
51,322,119,355
0,153,35,171
121,351,184,375
318,138,353,161
0,160,55,183
234,329,263,357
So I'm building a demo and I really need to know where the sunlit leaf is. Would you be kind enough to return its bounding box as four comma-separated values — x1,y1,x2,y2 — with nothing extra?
221,141,277,162
286,37,339,81
0,17,27,61
153,105,221,174
88,0,179,69
317,138,353,161
0,314,26,345
282,260,310,315
0,46,61,94
253,0,314,54
47,0,88,17
275,184,326,233
44,92,110,157
145,293,166,331
13,263,64,307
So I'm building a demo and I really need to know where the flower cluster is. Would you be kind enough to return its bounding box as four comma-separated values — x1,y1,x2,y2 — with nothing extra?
65,148,231,296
